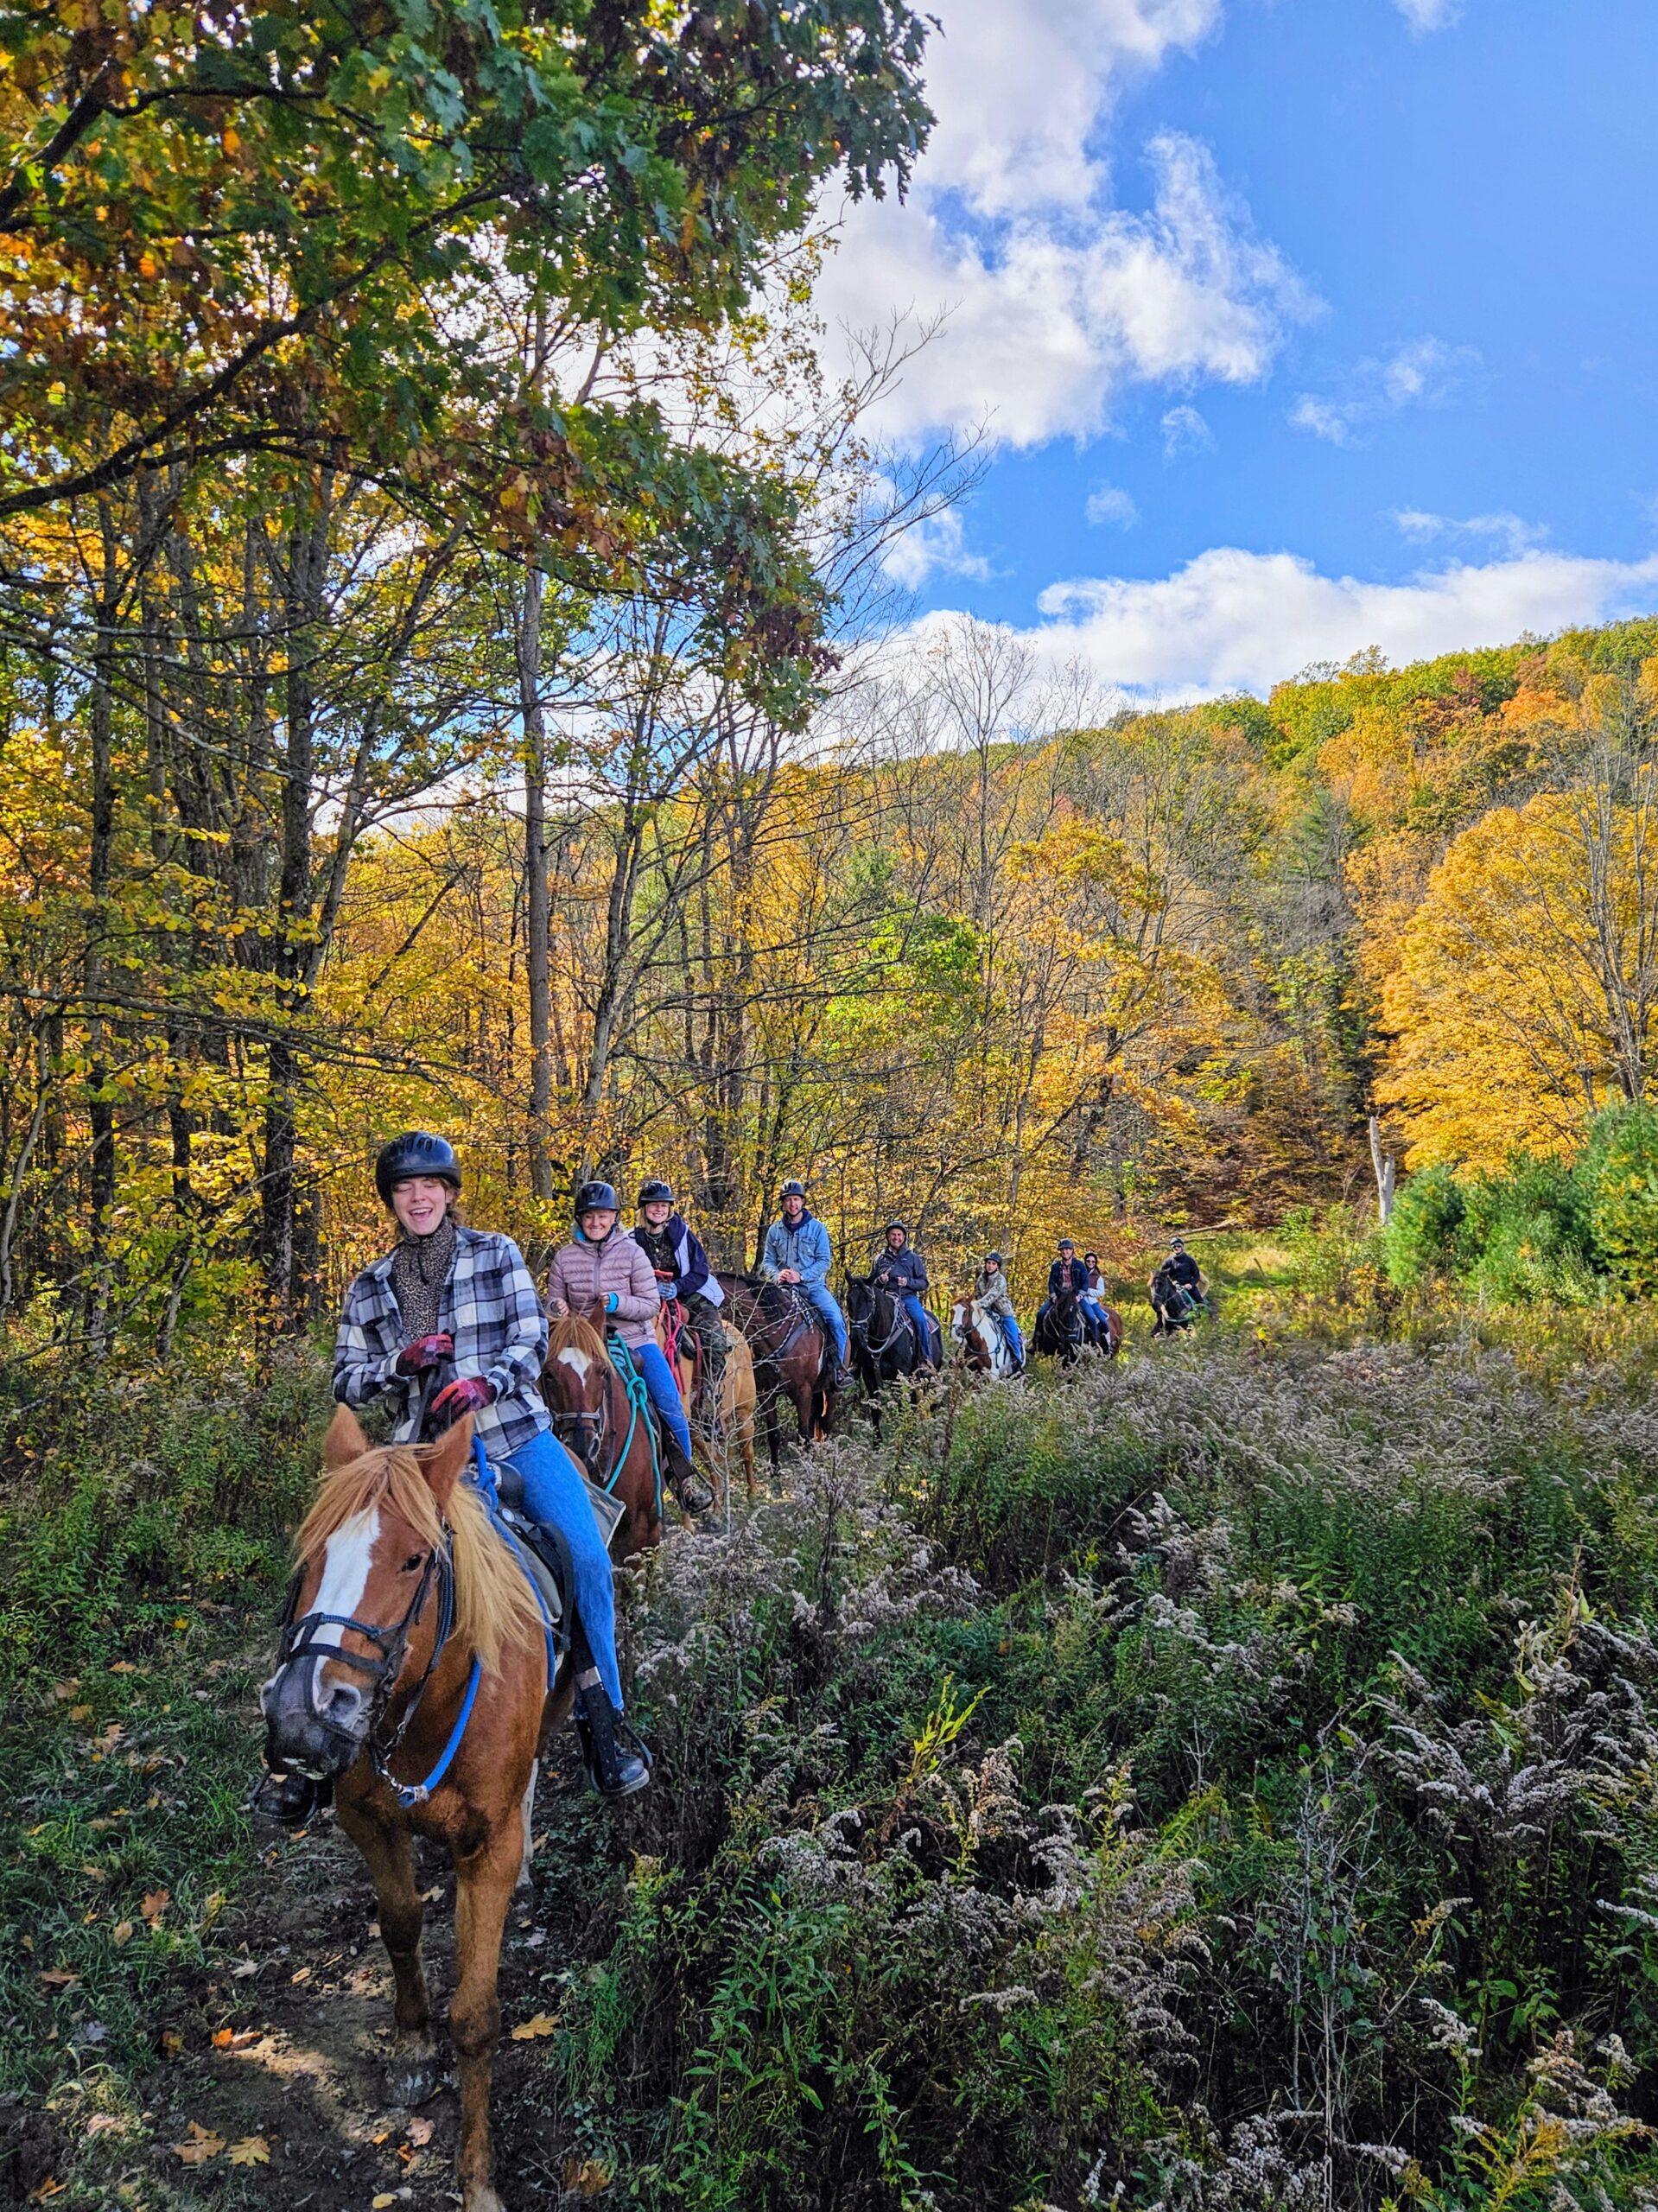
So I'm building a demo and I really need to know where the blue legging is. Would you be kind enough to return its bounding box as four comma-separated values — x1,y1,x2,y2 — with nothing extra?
1080,1296,1109,1341
501,1427,623,1710
1001,1313,1025,1365
632,1338,694,1460
801,1281,848,1362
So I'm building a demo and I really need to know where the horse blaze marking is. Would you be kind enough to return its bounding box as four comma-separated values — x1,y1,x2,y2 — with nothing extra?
556,1346,592,1382
312,1508,381,1651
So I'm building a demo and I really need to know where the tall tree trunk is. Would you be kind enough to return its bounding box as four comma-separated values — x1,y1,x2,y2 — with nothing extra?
518,561,556,1201
84,499,119,1340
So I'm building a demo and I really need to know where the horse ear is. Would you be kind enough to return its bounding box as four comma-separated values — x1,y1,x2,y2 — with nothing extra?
420,1414,473,1511
322,1405,369,1469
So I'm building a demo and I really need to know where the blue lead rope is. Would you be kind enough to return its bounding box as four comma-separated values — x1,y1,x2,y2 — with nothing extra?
383,1438,556,1809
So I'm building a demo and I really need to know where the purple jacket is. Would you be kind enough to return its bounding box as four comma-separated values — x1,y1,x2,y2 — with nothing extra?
545,1227,660,1348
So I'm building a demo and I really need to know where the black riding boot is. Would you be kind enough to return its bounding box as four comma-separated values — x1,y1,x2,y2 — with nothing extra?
573,1671,651,1799
664,1433,715,1516
251,1767,334,1829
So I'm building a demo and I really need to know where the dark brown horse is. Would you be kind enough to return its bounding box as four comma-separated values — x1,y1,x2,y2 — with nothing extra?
262,1410,557,2212
716,1272,835,1471
539,1310,664,1560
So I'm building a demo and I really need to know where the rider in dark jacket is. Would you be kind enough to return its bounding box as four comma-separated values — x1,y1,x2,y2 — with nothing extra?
871,1222,941,1367
1151,1236,1205,1332
1047,1238,1110,1346
632,1180,725,1416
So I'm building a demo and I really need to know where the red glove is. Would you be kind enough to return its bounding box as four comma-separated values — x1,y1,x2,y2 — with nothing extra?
397,1332,453,1376
430,1375,494,1424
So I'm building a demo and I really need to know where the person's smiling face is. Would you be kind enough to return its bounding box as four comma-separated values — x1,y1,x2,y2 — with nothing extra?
581,1207,618,1242
642,1199,672,1230
392,1175,450,1236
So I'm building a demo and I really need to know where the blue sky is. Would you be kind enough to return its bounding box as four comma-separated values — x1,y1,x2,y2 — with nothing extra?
815,0,1658,699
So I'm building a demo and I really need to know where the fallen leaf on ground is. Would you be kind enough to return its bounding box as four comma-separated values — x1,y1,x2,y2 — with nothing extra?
28,2178,66,2201
200,1890,225,1929
111,1921,134,1946
37,1968,78,1989
108,1660,138,1675
140,1888,169,1923
372,2131,390,2145
373,2194,397,2208
68,1704,92,1722
81,1862,107,1881
289,1965,311,1984
510,2012,557,2041
86,2115,123,2138
563,2158,613,2195
212,2028,261,2051
173,2121,225,2164
229,1957,258,1978
159,2029,184,2058
53,1680,79,1700
227,2136,270,2166
404,2119,434,2147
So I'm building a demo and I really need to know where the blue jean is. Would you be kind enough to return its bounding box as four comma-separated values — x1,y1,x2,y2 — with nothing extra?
501,1427,623,1710
1001,1313,1025,1365
1080,1296,1109,1339
801,1281,848,1362
899,1293,939,1363
632,1338,694,1460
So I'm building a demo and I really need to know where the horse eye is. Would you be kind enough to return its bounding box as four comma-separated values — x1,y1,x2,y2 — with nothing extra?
402,1553,426,1573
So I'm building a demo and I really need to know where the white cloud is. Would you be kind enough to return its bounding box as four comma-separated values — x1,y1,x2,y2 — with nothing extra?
880,505,993,591
1393,509,1547,557
1161,403,1214,457
1292,336,1480,446
1087,485,1140,527
815,1,1312,449
1393,0,1461,31
993,544,1658,702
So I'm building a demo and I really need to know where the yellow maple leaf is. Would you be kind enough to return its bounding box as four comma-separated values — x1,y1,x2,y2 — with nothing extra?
228,2136,271,2166
509,2011,558,2040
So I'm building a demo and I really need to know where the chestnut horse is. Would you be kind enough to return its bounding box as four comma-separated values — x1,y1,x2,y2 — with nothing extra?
715,1272,836,1472
540,1310,664,1559
655,1303,759,1504
261,1409,559,2212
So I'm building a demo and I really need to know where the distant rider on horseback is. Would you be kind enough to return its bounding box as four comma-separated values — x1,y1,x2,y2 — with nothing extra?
545,1182,714,1516
326,1132,647,1805
975,1251,1025,1371
1151,1236,1206,1333
1046,1237,1111,1348
870,1220,941,1370
632,1179,726,1419
762,1179,851,1382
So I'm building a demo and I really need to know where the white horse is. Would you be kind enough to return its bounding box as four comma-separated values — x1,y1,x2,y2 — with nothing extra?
950,1294,1019,1378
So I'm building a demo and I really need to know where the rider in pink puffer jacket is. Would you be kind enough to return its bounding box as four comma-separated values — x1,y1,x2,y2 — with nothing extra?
545,1218,660,1344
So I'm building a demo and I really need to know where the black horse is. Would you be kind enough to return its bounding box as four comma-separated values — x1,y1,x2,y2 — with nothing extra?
1033,1278,1085,1365
1150,1268,1208,1337
844,1272,929,1428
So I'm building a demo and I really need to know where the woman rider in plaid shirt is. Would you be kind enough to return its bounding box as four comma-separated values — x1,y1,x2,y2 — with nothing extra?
327,1132,646,1803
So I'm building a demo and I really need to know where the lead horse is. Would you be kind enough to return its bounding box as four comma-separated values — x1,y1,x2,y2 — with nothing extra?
261,1409,564,2212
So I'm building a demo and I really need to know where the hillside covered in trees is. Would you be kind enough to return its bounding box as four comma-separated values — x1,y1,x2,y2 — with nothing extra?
7,573,1658,1342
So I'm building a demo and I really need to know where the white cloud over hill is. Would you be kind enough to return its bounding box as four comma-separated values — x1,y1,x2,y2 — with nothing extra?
967,544,1658,702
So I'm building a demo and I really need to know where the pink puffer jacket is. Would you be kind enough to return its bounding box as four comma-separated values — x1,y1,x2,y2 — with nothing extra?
545,1228,661,1347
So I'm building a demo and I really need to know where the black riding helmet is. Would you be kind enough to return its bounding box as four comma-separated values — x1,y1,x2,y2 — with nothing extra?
575,1179,619,1216
779,1179,806,1199
638,1179,674,1207
375,1131,461,1208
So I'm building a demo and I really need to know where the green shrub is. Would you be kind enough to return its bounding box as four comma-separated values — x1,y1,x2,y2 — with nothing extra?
1382,1163,1465,1287
1458,1152,1601,1304
1580,1099,1658,1294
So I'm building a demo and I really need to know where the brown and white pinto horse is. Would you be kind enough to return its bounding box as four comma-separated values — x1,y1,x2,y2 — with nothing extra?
539,1310,664,1558
950,1294,1020,1377
261,1410,556,2212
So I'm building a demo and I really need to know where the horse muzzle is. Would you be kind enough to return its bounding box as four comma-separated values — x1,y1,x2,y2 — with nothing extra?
260,1655,371,1779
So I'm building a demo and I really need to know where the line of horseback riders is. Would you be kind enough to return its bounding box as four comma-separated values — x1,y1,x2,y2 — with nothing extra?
260,1133,1210,1827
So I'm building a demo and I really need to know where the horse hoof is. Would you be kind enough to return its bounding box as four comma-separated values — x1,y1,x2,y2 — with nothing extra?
386,2040,441,2108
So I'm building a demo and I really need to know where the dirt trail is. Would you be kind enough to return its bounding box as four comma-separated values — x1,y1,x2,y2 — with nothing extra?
130,1772,596,2210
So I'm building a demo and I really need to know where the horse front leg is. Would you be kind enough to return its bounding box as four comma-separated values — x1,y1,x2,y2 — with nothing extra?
449,1822,523,2212
336,1787,439,2106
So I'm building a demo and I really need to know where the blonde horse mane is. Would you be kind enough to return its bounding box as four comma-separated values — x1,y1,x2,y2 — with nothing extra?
546,1310,609,1369
296,1444,542,1676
